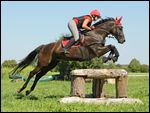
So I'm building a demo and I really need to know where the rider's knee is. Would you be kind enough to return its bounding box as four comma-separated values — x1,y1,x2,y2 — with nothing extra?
75,36,79,41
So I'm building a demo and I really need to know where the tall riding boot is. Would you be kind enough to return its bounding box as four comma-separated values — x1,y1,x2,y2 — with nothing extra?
63,38,76,53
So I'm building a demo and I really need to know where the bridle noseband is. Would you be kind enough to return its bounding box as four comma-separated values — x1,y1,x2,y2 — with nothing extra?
97,24,123,39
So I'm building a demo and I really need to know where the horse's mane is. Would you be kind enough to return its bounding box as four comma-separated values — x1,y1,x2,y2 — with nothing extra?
81,17,115,34
93,17,115,26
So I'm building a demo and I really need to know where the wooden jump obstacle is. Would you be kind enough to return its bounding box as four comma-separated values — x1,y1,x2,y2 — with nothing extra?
60,69,143,104
70,69,128,98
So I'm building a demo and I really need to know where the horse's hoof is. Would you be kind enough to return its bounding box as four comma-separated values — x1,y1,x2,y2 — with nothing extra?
112,56,118,62
17,89,21,93
102,57,108,63
25,90,30,96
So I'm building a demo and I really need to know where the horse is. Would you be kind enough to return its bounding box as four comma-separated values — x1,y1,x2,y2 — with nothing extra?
10,17,125,96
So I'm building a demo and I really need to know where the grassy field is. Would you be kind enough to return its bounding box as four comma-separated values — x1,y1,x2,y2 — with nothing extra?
1,67,149,112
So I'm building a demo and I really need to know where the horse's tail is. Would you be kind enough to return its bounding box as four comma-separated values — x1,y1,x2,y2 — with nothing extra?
9,45,44,78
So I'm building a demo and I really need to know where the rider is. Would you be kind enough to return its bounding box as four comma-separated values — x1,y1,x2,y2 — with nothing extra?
63,9,101,53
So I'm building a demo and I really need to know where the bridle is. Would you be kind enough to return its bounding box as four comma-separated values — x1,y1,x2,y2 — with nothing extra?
97,23,123,40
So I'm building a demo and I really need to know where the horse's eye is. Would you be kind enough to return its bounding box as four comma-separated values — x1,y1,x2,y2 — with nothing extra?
119,26,123,30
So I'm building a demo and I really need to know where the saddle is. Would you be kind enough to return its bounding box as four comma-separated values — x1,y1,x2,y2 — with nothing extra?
61,35,85,48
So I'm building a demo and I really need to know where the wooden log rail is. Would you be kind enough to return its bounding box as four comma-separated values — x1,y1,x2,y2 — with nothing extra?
70,69,128,98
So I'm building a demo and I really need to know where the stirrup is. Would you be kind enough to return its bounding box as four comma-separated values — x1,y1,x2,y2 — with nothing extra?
64,49,69,54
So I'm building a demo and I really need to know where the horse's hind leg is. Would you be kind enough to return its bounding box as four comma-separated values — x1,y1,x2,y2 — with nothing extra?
25,68,48,96
17,66,41,93
25,60,59,96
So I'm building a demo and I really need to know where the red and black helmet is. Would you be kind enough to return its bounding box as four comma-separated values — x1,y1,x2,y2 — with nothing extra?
90,9,101,17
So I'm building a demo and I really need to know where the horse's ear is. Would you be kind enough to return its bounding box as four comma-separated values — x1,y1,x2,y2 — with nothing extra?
118,16,123,22
116,17,118,21
116,16,122,25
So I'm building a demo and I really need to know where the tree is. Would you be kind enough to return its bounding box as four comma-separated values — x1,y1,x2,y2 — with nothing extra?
88,57,104,69
128,58,141,72
57,57,104,80
103,61,116,69
140,64,149,73
57,60,71,80
2,59,17,68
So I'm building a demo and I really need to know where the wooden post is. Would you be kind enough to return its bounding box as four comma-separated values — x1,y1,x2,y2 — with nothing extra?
70,69,128,98
71,76,85,97
115,76,128,98
92,79,105,98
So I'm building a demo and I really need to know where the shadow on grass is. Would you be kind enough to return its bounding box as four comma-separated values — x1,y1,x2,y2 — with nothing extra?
14,93,38,100
14,93,25,99
28,95,39,100
44,94,66,99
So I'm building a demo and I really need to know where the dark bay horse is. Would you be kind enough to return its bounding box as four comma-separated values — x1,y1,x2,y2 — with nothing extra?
10,17,125,95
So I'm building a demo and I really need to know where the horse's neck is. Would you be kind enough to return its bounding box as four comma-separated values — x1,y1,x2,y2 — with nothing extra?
85,29,107,41
83,33,106,48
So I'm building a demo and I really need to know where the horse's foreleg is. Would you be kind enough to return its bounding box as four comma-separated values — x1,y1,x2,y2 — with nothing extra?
97,44,119,63
108,45,119,62
102,51,113,63
17,66,41,93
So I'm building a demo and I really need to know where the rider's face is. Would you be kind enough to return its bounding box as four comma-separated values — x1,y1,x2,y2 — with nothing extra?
93,16,99,21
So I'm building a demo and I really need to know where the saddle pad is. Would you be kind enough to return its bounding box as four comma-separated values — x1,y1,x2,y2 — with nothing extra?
62,36,85,47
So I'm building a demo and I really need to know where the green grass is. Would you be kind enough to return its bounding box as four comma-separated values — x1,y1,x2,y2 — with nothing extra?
128,72,148,76
1,68,149,112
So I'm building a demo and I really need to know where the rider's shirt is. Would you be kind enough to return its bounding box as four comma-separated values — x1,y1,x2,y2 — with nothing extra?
73,15,92,29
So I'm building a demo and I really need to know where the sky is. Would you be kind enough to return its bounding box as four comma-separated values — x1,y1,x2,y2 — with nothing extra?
1,1,149,65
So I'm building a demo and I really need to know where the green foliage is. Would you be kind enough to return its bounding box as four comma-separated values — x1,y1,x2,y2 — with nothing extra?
2,57,148,79
57,60,71,79
88,57,104,69
128,58,141,72
56,57,104,79
103,61,117,69
56,57,149,79
140,64,149,73
128,58,149,73
2,60,17,68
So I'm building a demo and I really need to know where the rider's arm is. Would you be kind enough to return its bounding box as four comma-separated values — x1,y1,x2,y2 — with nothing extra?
82,19,92,30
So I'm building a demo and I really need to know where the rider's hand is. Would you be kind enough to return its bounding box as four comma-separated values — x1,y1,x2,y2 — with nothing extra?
91,26,96,30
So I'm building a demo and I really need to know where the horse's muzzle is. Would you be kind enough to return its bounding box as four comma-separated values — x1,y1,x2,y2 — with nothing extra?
122,39,126,43
119,39,125,44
